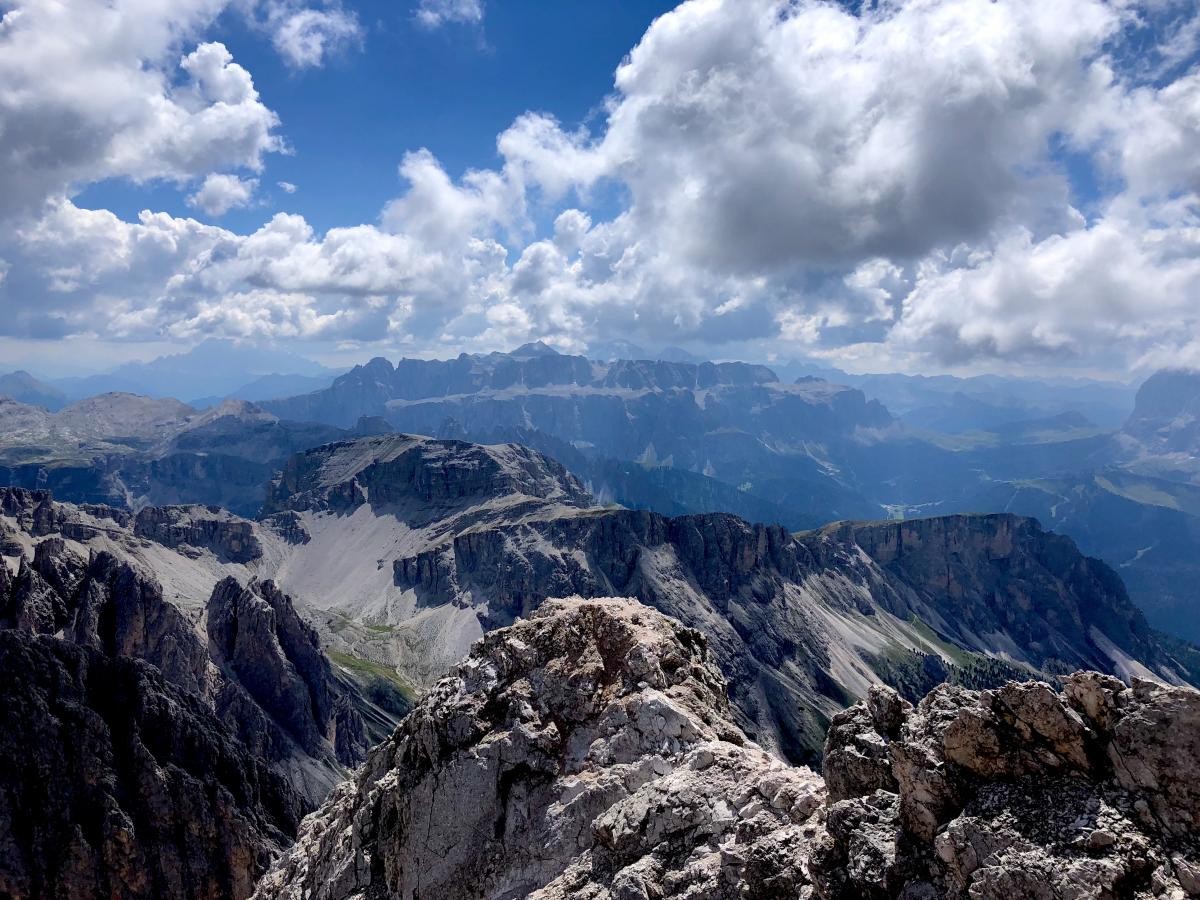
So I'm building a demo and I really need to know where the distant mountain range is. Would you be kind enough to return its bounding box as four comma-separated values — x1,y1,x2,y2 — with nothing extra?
0,394,380,514
4,342,1200,641
0,370,68,411
1,339,343,408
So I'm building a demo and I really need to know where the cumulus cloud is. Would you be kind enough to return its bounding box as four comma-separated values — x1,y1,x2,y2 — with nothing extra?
887,212,1200,366
188,174,259,216
0,2,282,222
263,2,363,69
278,181,298,194
7,0,1200,378
415,0,484,29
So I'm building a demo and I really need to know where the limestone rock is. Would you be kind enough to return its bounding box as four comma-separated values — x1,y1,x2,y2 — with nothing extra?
207,576,368,769
0,629,303,900
134,504,263,562
811,672,1200,899
252,598,827,900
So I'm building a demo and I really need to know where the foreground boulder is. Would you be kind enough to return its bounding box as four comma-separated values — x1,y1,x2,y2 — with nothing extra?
255,599,1200,900
816,675,1200,898
252,598,827,900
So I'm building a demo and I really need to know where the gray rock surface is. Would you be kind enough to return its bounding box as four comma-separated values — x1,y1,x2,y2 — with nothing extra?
255,600,1200,900
252,598,827,900
0,629,303,900
815,674,1200,898
0,512,382,804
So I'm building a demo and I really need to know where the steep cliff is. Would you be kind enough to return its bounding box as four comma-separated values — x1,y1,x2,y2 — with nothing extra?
0,629,303,900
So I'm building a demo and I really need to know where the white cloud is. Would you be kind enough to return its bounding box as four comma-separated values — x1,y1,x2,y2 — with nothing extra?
0,1,282,222
265,3,362,69
7,0,1200,379
278,181,298,193
415,0,483,29
887,212,1200,367
188,173,259,216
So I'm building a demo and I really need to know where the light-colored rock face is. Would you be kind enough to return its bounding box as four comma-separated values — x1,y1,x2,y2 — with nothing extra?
255,600,1200,900
252,598,827,900
818,672,1200,899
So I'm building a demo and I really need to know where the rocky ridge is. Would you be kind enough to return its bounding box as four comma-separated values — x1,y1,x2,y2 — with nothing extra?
0,629,303,900
816,673,1200,897
0,488,385,803
254,599,1200,900
8,426,1197,771
253,598,827,900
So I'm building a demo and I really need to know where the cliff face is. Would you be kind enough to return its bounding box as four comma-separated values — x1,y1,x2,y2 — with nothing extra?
254,600,1200,900
823,515,1193,682
384,500,1197,762
8,427,1194,778
1125,368,1200,457
0,492,378,803
207,577,368,768
134,504,263,563
0,630,303,900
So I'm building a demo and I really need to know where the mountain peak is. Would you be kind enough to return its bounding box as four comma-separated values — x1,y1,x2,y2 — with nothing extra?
262,433,593,517
255,600,1200,900
509,340,559,358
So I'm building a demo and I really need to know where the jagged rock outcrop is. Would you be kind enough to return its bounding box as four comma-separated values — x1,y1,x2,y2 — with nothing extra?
0,629,304,900
135,504,263,562
814,674,1200,898
207,577,368,769
252,598,827,900
0,519,380,805
255,600,1200,900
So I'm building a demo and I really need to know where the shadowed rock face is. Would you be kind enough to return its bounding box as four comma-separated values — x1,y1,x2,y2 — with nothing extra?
0,523,374,804
824,515,1188,679
0,630,303,900
207,577,368,767
254,600,1200,900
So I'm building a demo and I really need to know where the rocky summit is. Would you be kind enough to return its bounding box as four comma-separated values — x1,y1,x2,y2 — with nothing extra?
252,598,827,900
254,598,1200,900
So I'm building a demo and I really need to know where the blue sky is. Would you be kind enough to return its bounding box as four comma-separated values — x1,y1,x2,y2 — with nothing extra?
2,0,1200,380
76,1,677,237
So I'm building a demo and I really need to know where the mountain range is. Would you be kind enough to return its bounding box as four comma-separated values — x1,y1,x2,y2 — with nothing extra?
6,344,1200,643
4,433,1193,765
1,428,1197,897
2,340,342,408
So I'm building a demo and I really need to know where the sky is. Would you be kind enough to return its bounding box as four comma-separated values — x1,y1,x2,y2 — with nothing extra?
1,0,1199,379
